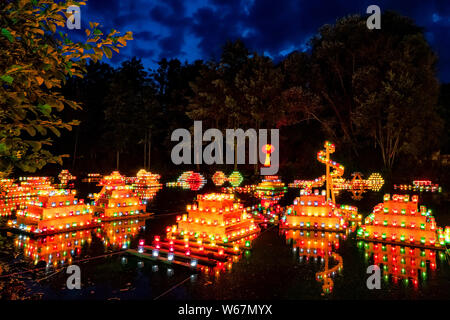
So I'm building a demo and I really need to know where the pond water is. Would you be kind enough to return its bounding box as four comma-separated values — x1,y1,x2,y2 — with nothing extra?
0,185,449,300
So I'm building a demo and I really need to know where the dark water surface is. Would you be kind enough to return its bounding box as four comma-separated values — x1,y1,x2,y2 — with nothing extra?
1,186,449,300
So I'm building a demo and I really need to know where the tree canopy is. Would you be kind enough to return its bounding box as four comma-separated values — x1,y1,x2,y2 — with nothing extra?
0,0,132,176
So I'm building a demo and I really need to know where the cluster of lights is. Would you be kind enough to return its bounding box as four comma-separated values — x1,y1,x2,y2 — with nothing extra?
282,190,347,231
394,180,442,193
340,204,362,229
358,241,439,287
212,171,226,186
131,193,258,273
57,170,76,188
93,171,149,221
131,169,162,200
134,236,242,274
15,230,92,267
82,173,102,183
357,194,442,248
166,171,207,191
170,193,259,243
98,171,125,186
333,172,384,200
10,188,94,234
228,171,244,187
255,175,287,208
0,177,54,217
221,185,256,194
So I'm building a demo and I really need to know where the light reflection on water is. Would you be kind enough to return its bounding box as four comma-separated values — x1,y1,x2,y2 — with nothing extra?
0,191,449,300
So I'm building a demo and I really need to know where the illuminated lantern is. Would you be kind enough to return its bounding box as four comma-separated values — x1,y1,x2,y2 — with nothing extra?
212,171,226,186
228,171,243,187
166,171,206,191
186,172,206,191
262,144,274,167
132,169,162,200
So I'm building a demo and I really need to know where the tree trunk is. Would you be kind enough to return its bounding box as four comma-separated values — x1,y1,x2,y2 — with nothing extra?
116,150,120,170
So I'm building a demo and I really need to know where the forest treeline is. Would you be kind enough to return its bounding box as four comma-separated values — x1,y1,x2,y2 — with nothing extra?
53,12,449,185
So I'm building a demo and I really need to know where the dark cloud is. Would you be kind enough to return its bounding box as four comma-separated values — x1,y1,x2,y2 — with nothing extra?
81,0,450,81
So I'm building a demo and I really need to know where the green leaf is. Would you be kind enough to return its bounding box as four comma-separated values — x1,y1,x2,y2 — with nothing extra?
1,28,14,43
37,104,51,115
103,46,112,59
0,75,13,84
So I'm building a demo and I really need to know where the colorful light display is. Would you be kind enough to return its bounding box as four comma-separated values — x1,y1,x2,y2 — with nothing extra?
394,180,442,193
166,171,207,191
130,193,259,272
255,175,287,208
0,176,55,217
221,185,256,194
82,173,102,183
332,172,384,200
282,189,347,231
288,141,344,203
228,171,243,187
284,229,344,294
357,194,442,249
10,189,94,235
284,141,361,230
93,171,149,221
131,169,162,201
57,170,76,189
290,172,384,200
212,171,226,186
171,193,259,244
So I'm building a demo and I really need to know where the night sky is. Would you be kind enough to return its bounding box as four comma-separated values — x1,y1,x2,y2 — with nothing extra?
78,0,450,82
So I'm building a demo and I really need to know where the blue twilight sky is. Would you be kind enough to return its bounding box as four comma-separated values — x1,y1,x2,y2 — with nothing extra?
75,0,450,82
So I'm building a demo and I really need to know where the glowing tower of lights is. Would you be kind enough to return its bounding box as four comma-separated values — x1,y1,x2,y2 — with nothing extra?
12,189,94,235
282,189,346,231
357,194,442,249
283,141,361,231
171,193,259,245
131,169,162,201
93,171,148,221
